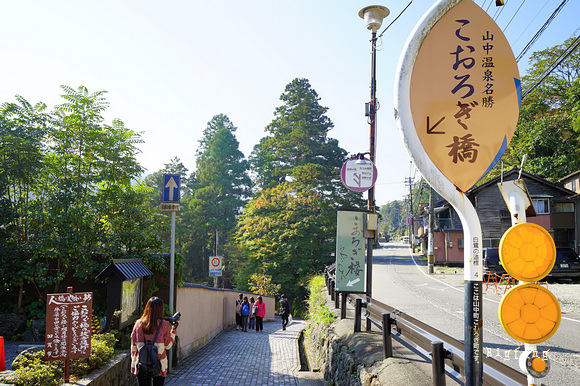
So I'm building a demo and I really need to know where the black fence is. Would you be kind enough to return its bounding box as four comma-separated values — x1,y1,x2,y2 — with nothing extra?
324,266,527,386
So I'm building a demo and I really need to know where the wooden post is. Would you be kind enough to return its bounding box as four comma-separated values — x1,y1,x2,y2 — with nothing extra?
354,298,362,332
431,341,446,386
382,312,392,358
64,287,73,383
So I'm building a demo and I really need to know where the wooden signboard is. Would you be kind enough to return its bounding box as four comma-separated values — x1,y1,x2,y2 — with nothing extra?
45,287,93,382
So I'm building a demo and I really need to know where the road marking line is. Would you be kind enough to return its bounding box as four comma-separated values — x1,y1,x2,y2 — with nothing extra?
404,246,580,324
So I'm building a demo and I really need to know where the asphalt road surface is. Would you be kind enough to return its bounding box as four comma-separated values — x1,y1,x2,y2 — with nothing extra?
371,242,580,384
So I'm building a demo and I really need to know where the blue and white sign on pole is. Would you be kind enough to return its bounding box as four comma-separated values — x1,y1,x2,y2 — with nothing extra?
163,174,180,203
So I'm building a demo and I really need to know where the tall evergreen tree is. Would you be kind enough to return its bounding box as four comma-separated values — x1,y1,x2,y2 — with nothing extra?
250,78,362,209
181,114,251,285
240,78,364,309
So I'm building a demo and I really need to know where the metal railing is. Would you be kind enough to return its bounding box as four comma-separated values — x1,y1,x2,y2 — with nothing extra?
324,268,526,386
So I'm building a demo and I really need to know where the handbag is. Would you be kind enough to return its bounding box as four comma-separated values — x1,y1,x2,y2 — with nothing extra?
253,305,259,315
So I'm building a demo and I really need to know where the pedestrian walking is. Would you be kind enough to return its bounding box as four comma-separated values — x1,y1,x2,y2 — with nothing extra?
280,294,290,330
130,296,179,386
240,296,250,332
248,297,256,331
235,293,243,330
254,295,266,332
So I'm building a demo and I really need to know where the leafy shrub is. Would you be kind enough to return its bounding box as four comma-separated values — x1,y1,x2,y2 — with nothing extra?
7,350,62,386
307,276,335,326
5,332,118,385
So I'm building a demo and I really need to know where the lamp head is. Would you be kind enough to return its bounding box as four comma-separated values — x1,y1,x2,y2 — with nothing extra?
355,153,368,165
359,5,390,32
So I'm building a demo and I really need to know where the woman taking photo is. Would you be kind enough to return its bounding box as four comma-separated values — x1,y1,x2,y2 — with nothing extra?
131,297,178,386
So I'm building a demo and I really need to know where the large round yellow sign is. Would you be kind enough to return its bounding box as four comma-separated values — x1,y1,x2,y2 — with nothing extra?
499,284,561,344
410,0,520,192
499,223,556,282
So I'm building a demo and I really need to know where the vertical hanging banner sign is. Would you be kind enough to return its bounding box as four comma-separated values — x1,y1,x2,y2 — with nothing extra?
409,0,520,192
335,211,365,293
45,291,93,361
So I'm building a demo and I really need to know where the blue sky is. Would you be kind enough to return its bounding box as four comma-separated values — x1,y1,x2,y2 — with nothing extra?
1,0,578,204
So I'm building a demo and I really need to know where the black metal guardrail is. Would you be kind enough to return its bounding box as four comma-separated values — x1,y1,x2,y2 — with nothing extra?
323,267,527,386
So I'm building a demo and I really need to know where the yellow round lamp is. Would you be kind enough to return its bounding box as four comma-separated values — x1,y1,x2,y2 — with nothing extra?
499,222,556,281
499,283,561,344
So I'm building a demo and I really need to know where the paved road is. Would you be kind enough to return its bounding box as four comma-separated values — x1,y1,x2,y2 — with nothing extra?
372,242,580,384
165,318,323,386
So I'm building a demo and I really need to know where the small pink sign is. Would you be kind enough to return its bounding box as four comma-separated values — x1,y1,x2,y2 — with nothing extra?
340,158,378,192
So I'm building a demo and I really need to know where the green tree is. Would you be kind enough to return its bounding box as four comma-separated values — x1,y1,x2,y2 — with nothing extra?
484,37,580,182
379,200,405,239
28,86,154,291
240,79,364,309
180,115,251,285
248,273,281,297
250,78,363,209
0,96,50,304
236,182,335,313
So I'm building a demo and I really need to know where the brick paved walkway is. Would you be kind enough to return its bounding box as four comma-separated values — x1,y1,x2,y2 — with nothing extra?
166,318,322,385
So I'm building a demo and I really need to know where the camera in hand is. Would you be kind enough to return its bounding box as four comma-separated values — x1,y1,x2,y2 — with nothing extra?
167,312,181,327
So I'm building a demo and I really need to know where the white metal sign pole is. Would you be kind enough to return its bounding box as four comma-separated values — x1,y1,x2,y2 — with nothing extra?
394,1,483,383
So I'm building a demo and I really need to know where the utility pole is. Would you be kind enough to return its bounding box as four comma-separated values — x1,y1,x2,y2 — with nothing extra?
405,176,414,251
214,230,219,288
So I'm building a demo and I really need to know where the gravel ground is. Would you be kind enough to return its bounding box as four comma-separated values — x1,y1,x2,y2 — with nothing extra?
2,340,33,371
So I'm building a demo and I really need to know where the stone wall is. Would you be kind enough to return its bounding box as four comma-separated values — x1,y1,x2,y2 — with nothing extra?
303,291,431,386
65,351,138,386
305,317,364,386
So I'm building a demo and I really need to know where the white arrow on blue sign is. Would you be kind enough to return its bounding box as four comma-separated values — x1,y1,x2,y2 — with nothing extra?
163,174,180,203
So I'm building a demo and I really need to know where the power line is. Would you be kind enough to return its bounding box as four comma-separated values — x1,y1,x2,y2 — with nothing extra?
510,0,551,49
503,0,526,32
516,0,569,63
377,1,412,39
491,0,508,21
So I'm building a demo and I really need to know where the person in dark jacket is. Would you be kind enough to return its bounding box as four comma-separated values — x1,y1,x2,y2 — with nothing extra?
235,293,243,330
280,294,290,330
240,296,250,332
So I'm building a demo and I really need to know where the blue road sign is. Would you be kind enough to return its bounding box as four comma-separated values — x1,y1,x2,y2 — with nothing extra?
163,174,180,203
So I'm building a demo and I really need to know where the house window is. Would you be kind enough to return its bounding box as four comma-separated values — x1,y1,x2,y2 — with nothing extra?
499,209,511,219
553,202,574,213
482,239,500,248
572,180,576,191
458,238,464,248
532,198,550,214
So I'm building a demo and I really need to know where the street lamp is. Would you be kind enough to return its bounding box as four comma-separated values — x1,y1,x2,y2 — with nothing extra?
359,5,389,212
359,5,389,329
355,152,369,165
